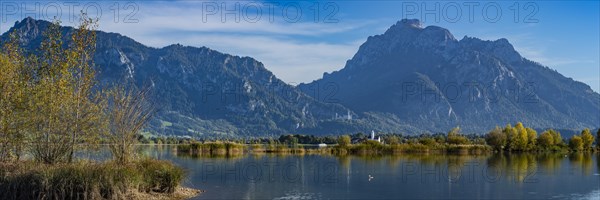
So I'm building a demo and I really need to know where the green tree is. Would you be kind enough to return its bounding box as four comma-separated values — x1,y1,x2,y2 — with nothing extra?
0,31,29,162
102,83,155,164
526,128,537,151
503,124,518,151
547,129,563,146
24,17,103,164
485,127,506,150
515,122,528,151
289,137,299,147
338,135,351,147
538,131,555,150
569,135,584,151
435,135,446,143
580,128,594,151
64,15,103,162
28,20,74,164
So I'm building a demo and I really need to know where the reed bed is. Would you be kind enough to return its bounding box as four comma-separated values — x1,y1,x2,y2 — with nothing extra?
0,159,185,200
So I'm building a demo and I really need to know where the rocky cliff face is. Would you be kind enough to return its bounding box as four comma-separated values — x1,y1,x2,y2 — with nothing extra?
300,19,600,133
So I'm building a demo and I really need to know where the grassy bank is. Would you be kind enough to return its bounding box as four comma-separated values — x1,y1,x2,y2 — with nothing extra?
0,159,195,200
250,144,336,154
329,141,492,156
175,141,492,156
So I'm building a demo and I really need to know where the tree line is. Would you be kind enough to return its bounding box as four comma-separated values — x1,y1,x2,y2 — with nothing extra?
232,123,598,153
485,122,598,152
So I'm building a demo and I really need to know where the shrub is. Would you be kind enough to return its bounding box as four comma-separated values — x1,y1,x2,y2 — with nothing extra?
447,127,471,145
337,135,351,147
351,140,388,155
419,137,437,146
137,159,184,193
486,127,507,150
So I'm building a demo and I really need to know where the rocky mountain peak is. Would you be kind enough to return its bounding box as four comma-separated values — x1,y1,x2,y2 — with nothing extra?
397,19,423,29
346,19,458,69
384,19,455,40
302,19,599,134
7,17,50,45
417,26,457,46
378,19,457,50
382,19,422,36
459,36,522,63
13,16,38,28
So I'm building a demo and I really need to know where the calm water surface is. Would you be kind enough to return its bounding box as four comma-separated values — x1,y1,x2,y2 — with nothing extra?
89,146,600,199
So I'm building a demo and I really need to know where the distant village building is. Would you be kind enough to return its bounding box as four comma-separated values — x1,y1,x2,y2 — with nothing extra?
369,130,381,143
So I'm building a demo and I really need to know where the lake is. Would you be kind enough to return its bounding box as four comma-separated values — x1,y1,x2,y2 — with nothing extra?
98,146,600,199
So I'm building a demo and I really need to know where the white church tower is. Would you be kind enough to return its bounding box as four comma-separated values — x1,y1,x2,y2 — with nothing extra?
370,130,381,143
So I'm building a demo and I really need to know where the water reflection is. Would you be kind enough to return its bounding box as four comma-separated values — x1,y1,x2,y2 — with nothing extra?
569,153,595,176
485,153,538,183
82,146,600,199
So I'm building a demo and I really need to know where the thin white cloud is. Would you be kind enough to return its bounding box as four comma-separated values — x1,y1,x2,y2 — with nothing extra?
95,0,374,37
129,33,361,85
86,1,371,85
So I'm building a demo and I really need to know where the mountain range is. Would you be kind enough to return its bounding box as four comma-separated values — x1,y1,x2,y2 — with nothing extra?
2,17,598,137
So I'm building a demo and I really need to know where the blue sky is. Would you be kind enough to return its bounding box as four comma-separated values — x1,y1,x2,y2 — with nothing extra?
1,1,599,91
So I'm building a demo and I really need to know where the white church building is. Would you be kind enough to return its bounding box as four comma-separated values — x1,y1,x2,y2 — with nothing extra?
368,130,381,143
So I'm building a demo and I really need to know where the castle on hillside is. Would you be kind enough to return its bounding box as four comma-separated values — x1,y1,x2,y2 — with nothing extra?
334,110,353,120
